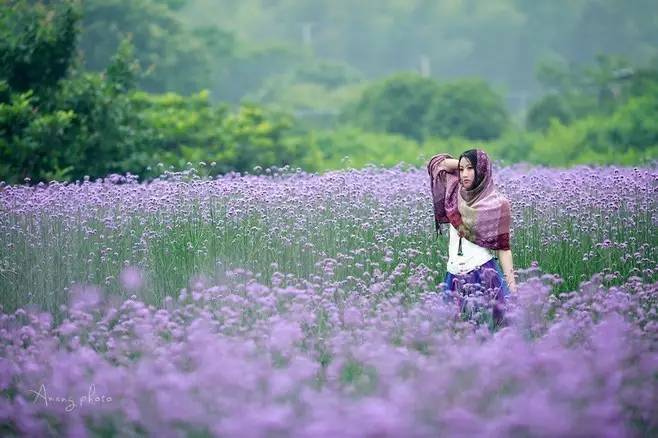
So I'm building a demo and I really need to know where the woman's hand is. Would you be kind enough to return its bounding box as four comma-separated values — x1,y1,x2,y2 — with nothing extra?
507,275,518,294
440,158,460,172
497,249,518,294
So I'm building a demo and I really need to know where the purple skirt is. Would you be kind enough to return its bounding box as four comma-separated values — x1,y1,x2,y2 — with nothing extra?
442,257,509,324
443,257,509,296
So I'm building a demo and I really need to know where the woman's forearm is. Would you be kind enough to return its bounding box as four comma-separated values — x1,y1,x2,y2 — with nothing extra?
497,249,518,293
440,158,459,172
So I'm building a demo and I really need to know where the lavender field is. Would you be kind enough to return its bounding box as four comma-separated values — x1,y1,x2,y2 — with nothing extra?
1,163,657,436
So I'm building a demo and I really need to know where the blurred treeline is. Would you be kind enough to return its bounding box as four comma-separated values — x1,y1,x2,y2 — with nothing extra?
1,0,657,184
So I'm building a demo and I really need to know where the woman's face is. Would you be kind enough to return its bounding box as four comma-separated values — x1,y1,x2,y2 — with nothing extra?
459,157,475,189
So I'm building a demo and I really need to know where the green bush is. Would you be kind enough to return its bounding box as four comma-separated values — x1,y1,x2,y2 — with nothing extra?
297,126,421,171
526,94,574,132
423,79,509,141
79,0,236,96
342,72,441,142
129,90,310,176
529,96,658,167
607,93,658,152
246,60,366,129
344,73,509,142
0,2,147,184
529,118,595,166
0,86,75,182
0,1,79,94
0,1,310,184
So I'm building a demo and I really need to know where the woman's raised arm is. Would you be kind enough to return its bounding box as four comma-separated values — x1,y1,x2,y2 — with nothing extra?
440,158,459,173
429,155,460,180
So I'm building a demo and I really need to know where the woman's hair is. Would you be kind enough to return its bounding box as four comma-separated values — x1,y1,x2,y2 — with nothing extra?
458,149,481,188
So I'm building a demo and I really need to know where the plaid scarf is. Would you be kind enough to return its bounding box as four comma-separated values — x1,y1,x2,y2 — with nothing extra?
427,151,511,251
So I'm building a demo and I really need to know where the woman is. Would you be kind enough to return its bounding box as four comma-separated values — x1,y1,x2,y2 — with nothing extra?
427,149,517,326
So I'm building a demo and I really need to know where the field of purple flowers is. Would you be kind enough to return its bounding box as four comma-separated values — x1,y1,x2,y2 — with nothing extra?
0,162,657,436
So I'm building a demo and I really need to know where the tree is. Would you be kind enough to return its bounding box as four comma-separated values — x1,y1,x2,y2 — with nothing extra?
342,72,440,141
0,0,80,95
79,0,236,95
525,94,573,132
423,79,509,141
0,2,150,184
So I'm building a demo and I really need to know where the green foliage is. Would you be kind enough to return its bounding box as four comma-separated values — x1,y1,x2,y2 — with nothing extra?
213,43,306,103
129,89,226,154
247,61,366,129
155,0,189,11
296,126,421,171
473,84,658,168
0,3,148,185
627,66,658,98
79,0,235,95
292,61,364,90
418,134,534,169
423,79,509,141
420,90,658,168
419,130,545,169
419,136,486,164
294,127,531,174
607,93,658,152
105,39,141,93
180,0,658,103
530,54,656,127
129,90,309,176
219,104,304,173
55,72,147,181
525,94,574,132
529,118,594,166
0,86,75,182
0,1,309,184
249,60,364,104
0,0,80,94
345,74,509,143
261,82,359,113
480,129,541,165
342,73,441,142
526,56,658,166
2,0,657,185
529,91,658,167
535,54,632,96
0,67,147,184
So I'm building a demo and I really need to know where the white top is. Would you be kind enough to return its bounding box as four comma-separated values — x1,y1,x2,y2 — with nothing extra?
446,223,494,275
